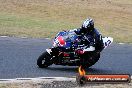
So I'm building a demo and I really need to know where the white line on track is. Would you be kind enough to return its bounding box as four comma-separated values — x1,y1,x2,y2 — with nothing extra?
118,43,125,44
0,77,76,83
0,36,8,38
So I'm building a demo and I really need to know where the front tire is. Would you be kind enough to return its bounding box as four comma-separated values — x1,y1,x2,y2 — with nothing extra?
37,51,52,68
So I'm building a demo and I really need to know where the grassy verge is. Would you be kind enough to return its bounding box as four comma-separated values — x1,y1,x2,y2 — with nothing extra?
0,0,132,43
0,13,76,38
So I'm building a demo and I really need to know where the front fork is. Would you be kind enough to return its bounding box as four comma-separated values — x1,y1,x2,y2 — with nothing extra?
46,48,59,55
46,48,61,62
46,48,52,55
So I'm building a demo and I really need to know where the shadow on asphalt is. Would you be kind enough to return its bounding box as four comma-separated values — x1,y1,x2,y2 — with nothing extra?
40,66,117,74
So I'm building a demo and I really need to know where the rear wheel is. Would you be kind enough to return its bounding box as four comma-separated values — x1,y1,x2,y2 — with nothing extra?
37,51,52,68
81,52,100,68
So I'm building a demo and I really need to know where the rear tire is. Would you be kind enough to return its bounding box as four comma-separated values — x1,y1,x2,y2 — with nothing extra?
37,51,52,68
82,52,100,68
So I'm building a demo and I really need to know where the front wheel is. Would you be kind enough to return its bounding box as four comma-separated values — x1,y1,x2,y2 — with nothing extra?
37,51,52,68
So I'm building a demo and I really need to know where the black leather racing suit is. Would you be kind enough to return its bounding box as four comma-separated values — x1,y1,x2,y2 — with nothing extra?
72,28,104,52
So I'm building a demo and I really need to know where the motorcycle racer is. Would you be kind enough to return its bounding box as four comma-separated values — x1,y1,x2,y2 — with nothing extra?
70,18,104,55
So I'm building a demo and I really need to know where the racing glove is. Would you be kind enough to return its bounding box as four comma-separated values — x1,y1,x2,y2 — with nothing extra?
75,49,84,55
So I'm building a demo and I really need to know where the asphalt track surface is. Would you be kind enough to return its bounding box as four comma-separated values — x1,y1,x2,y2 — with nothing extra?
0,37,132,79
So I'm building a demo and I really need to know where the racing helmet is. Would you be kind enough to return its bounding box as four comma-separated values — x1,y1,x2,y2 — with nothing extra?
81,18,94,33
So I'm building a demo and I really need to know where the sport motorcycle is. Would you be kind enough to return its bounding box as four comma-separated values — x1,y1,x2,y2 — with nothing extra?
37,31,113,68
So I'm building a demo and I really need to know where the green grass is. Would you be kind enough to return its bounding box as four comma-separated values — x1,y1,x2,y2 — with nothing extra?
0,13,76,38
0,0,132,43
